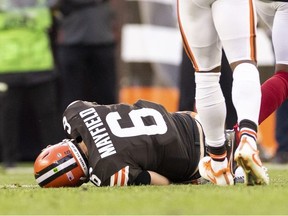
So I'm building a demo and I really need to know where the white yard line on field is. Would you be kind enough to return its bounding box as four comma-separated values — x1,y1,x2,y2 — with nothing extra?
0,184,39,189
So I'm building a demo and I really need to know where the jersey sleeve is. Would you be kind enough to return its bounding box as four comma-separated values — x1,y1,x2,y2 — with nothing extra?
90,165,145,187
101,166,130,186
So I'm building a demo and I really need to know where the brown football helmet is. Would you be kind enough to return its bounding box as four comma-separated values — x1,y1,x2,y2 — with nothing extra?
34,139,89,188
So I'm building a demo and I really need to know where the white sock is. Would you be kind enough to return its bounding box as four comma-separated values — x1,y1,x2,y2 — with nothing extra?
195,72,226,147
232,63,261,124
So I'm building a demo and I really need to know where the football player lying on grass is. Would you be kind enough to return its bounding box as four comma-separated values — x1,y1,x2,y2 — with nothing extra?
35,82,285,188
33,70,288,188
34,99,237,187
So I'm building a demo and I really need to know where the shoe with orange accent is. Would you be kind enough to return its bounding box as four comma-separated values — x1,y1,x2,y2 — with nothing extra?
234,137,269,185
198,156,234,186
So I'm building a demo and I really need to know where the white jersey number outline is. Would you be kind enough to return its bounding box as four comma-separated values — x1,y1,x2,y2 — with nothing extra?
63,116,71,134
106,108,168,137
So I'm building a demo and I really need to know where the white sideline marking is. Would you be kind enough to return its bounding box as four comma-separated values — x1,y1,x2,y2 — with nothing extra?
0,184,39,189
4,167,34,174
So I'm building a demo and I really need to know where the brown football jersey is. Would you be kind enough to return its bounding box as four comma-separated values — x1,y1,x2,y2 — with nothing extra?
63,100,204,186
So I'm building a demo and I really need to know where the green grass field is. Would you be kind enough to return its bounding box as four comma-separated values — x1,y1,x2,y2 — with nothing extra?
1,163,288,215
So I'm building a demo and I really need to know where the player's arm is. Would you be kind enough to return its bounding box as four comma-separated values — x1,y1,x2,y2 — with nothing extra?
148,171,170,185
133,170,170,185
100,168,171,186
